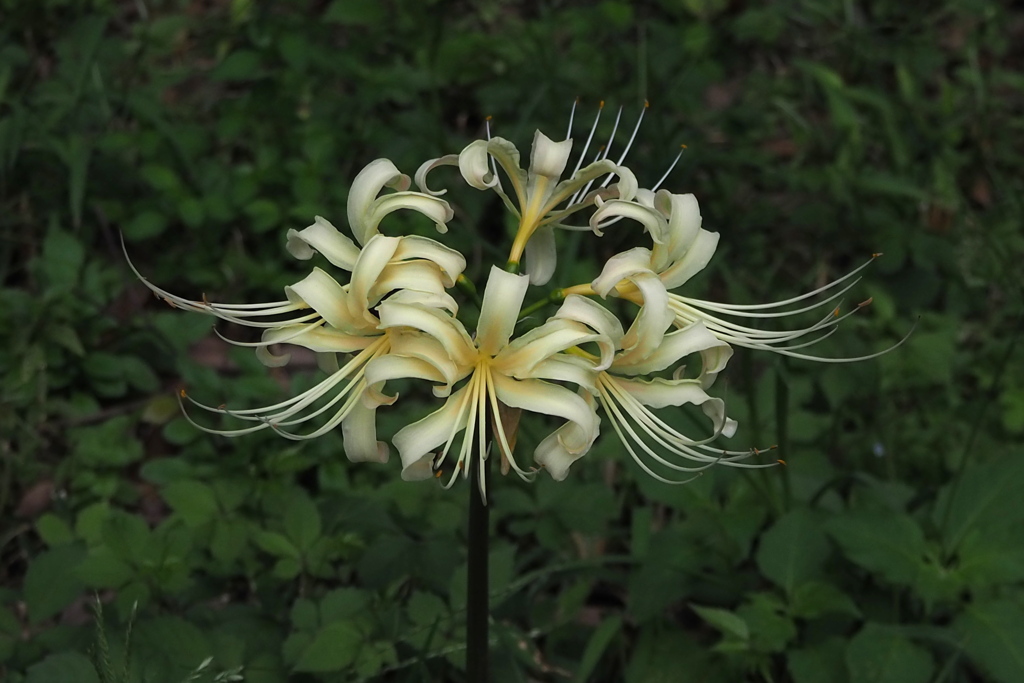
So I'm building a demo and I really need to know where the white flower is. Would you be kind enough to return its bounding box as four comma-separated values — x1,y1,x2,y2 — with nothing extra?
372,267,616,498
588,189,893,362
126,159,463,464
416,105,642,285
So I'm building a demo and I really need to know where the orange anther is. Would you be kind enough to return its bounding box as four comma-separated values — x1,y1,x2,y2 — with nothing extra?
599,100,605,109
857,298,873,308
777,459,787,466
434,470,443,478
680,144,688,149
179,389,187,398
872,252,883,258
485,115,493,121
644,99,650,108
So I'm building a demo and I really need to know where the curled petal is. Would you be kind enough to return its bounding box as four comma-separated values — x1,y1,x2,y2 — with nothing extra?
348,159,411,245
458,140,498,190
590,197,667,242
476,266,530,357
262,325,379,354
492,374,599,459
526,356,599,393
651,191,701,273
383,288,460,315
285,268,354,331
612,320,733,380
392,235,466,287
349,235,401,324
554,294,625,351
414,154,460,196
394,385,470,481
529,130,573,180
533,390,599,480
364,192,454,238
659,229,720,290
494,319,604,377
591,247,655,297
617,271,674,365
364,355,447,401
342,401,389,463
377,301,477,368
613,376,734,438
286,216,360,270
523,224,556,286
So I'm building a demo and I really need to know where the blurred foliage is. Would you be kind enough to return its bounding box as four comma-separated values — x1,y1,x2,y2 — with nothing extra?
1,0,1023,681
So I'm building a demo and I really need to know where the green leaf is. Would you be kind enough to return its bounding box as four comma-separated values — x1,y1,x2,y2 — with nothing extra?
788,638,850,683
574,616,623,683
40,227,85,290
737,593,796,654
953,600,1024,683
756,508,831,594
254,531,300,559
163,480,219,527
690,604,749,641
845,623,934,683
320,588,369,624
293,621,363,672
934,457,1024,555
284,491,322,552
212,50,262,81
825,512,929,586
123,209,169,241
23,544,86,623
789,580,861,619
25,651,100,683
323,0,387,25
36,513,75,546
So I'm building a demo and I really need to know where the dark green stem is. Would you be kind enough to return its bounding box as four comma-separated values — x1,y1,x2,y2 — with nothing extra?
466,449,490,682
518,289,565,321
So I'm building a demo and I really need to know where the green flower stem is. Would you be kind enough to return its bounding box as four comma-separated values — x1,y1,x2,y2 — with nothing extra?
518,289,565,321
456,274,482,309
466,446,491,682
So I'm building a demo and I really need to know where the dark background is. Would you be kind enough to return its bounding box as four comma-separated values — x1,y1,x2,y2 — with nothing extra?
1,0,1022,681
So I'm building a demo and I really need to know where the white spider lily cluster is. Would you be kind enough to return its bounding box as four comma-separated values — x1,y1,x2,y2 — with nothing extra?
131,104,896,498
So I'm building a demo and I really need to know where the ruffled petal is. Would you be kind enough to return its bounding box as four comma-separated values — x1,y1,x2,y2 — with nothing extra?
553,294,624,366
616,271,674,365
286,216,361,270
476,266,530,357
348,234,400,325
347,159,411,245
363,355,446,402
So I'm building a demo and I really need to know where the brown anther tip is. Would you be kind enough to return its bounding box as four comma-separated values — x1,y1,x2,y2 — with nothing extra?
777,459,787,466
872,252,883,258
217,404,226,410
598,144,606,151
770,445,779,450
574,96,580,104
179,389,187,398
857,297,874,308
833,308,841,317
644,99,650,108
680,144,688,149
753,448,761,455
599,100,605,108
434,470,443,478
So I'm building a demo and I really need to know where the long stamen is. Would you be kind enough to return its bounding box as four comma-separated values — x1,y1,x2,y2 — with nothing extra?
652,145,686,192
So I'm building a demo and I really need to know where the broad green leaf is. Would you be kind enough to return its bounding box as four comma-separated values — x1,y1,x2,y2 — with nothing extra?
756,507,831,594
953,600,1024,683
40,226,84,290
846,624,934,683
737,593,796,654
284,491,322,552
690,604,749,641
163,480,219,527
23,544,86,623
934,457,1024,554
36,513,75,546
788,638,850,683
323,0,387,25
789,580,860,619
254,531,300,559
25,651,99,683
320,588,370,624
825,512,929,586
293,621,363,672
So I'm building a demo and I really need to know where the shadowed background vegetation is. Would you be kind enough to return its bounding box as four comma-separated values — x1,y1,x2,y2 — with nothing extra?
2,0,1023,681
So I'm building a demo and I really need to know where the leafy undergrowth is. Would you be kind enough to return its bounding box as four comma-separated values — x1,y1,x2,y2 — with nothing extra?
1,1,1022,681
